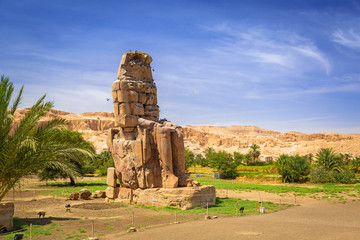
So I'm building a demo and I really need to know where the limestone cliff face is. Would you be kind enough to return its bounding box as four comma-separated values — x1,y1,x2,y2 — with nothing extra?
15,109,360,157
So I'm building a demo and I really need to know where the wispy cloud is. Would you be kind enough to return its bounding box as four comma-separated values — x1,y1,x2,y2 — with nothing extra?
332,28,360,50
203,23,331,74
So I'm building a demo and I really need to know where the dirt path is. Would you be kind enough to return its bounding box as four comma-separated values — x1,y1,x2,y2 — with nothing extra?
106,198,360,240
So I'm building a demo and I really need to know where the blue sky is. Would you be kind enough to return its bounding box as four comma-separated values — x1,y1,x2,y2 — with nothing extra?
1,0,359,133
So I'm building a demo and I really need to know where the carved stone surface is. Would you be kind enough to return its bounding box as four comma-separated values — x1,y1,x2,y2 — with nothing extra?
107,51,192,189
106,186,216,210
132,185,216,210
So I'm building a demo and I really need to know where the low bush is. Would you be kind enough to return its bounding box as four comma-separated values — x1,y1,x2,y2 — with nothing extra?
310,167,356,184
276,155,310,183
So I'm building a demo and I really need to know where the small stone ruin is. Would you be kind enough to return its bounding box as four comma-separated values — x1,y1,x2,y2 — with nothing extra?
106,51,215,209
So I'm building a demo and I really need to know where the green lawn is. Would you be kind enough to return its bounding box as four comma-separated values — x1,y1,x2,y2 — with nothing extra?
196,177,360,195
135,197,288,217
37,180,107,197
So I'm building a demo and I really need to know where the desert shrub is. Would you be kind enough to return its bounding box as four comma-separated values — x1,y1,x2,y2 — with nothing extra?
331,168,356,184
310,166,355,184
276,155,310,183
309,166,334,183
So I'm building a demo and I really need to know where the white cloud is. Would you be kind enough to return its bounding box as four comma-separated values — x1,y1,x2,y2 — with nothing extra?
332,29,360,49
203,23,331,74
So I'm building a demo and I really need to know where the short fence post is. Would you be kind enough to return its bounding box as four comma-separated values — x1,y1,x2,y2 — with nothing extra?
30,223,33,240
236,201,238,217
132,211,135,227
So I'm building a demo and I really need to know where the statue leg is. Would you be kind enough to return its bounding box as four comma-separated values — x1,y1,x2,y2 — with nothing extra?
156,126,178,188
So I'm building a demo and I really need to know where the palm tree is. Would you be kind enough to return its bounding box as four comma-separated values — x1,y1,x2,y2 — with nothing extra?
38,130,96,186
339,153,352,165
306,153,314,164
0,76,95,201
315,148,341,172
249,144,261,162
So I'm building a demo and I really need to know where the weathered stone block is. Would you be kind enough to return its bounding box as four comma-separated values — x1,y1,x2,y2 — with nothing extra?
131,103,144,115
138,93,147,104
129,90,139,102
123,127,136,133
113,103,119,115
112,80,120,91
132,186,216,210
79,188,91,200
0,202,14,230
95,190,106,198
117,115,138,127
112,91,118,102
69,192,79,200
105,186,119,199
146,93,157,105
107,167,117,187
117,89,129,102
118,188,133,202
119,103,131,115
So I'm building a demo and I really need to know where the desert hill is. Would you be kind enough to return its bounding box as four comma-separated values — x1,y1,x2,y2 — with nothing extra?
15,109,360,158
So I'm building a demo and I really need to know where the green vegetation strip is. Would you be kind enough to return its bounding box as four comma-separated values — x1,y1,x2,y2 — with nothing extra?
135,197,288,217
3,219,60,240
37,180,107,197
197,177,360,194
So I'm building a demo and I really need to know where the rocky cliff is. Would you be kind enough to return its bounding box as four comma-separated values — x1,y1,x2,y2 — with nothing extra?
14,109,360,157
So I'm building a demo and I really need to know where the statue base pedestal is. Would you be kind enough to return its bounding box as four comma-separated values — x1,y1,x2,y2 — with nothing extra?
106,185,216,210
0,202,14,231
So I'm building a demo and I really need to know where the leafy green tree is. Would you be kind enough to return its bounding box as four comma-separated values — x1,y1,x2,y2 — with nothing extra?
204,147,215,159
38,130,96,185
276,154,310,183
195,154,208,167
243,153,252,165
0,75,95,200
208,150,238,179
233,152,244,165
93,151,114,176
185,149,195,171
249,144,261,162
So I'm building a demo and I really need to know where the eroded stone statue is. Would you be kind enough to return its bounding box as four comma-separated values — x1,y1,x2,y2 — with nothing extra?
107,51,194,189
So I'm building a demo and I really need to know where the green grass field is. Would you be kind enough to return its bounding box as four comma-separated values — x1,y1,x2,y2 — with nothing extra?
196,177,360,195
135,197,288,217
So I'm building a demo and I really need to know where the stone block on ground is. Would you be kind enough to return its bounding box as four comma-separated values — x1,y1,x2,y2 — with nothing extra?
95,190,106,198
69,192,79,200
118,188,133,203
107,167,117,187
0,202,14,231
79,189,91,200
132,185,216,210
105,186,119,199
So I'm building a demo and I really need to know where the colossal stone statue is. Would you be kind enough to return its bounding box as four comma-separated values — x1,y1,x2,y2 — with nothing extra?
107,51,194,190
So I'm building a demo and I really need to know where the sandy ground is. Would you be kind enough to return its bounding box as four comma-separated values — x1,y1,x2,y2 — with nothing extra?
111,199,360,240
2,177,359,240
